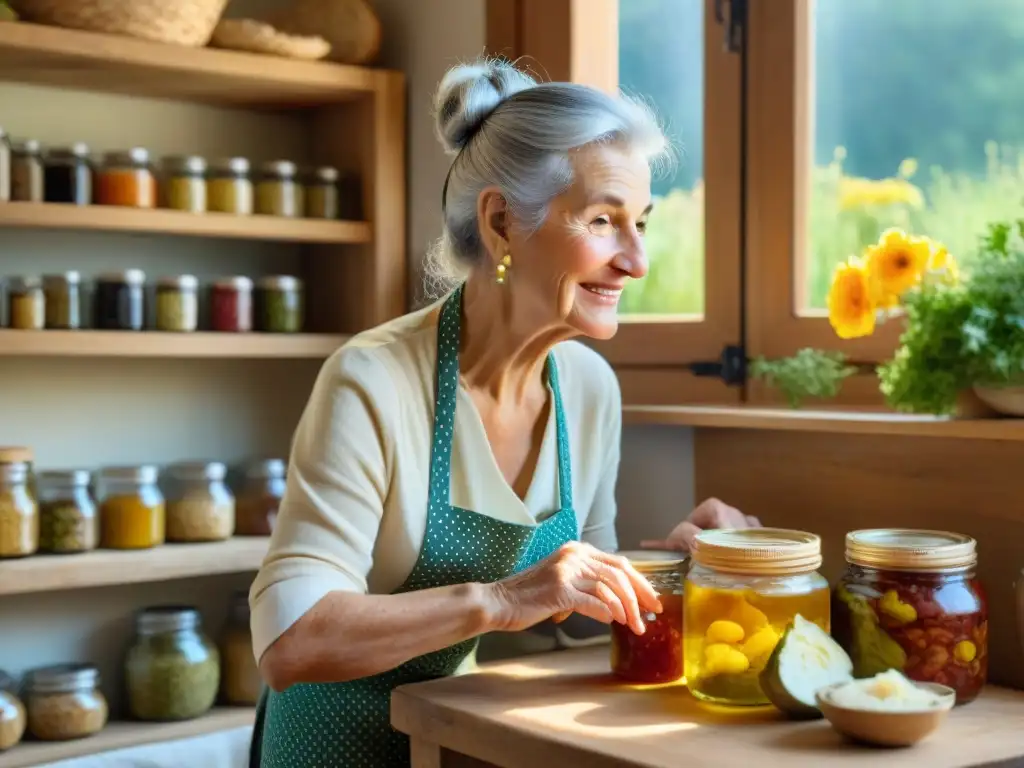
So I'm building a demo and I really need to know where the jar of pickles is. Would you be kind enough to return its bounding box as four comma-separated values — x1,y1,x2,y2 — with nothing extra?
207,157,253,215
25,664,108,742
305,165,339,219
0,688,25,752
94,269,145,331
0,448,38,558
161,155,207,213
610,550,685,684
96,148,156,208
256,160,302,217
11,139,43,203
683,528,829,706
44,144,92,205
235,458,286,536
165,461,235,542
155,275,199,332
832,529,987,705
42,271,83,330
210,276,253,333
37,470,98,554
125,606,220,721
97,465,165,549
220,591,263,705
256,276,304,333
6,276,44,330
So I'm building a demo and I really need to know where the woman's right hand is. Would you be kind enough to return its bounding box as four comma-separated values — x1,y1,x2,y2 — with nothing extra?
484,541,662,636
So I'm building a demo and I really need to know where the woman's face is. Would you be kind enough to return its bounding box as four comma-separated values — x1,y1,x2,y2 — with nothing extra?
506,142,652,340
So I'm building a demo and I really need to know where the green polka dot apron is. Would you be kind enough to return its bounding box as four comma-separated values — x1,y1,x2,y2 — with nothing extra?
250,285,579,768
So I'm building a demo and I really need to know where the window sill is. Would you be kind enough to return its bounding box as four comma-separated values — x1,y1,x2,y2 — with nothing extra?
623,405,1024,442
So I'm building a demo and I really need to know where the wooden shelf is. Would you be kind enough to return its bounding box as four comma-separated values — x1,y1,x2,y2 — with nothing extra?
0,330,347,358
623,405,1024,442
0,202,372,244
0,20,387,107
0,537,269,597
0,707,255,768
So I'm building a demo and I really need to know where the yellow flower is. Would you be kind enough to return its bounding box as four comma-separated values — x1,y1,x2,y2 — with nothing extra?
838,176,923,211
865,228,932,307
828,259,877,339
927,241,960,284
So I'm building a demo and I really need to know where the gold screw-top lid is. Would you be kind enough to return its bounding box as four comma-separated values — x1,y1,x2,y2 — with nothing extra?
0,446,32,464
691,528,822,576
846,529,977,572
617,550,687,573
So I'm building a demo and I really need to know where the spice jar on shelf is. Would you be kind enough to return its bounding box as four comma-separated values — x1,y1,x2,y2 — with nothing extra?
96,148,157,208
6,276,44,330
11,138,43,203
0,447,38,558
125,606,220,721
256,276,304,333
42,271,83,330
161,155,207,213
155,275,199,333
94,269,146,331
235,458,285,536
164,461,234,542
220,591,263,706
0,127,10,202
37,469,98,554
44,144,92,205
304,165,340,219
255,160,303,218
207,157,253,215
97,465,165,550
210,276,253,333
25,664,108,741
0,687,25,752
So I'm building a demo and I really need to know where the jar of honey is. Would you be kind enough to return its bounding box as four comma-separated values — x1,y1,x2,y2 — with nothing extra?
609,550,684,684
684,528,829,706
97,465,165,549
833,529,987,705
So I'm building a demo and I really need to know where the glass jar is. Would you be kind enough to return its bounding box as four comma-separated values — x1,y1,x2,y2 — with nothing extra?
256,160,303,217
833,529,987,705
304,165,339,219
235,458,286,536
155,275,199,332
210,276,253,333
256,276,304,333
684,528,829,706
94,269,146,331
161,155,207,213
37,469,98,554
207,157,253,215
44,144,92,205
610,550,685,684
42,271,83,330
0,127,9,202
11,138,43,203
0,452,38,558
6,276,44,330
126,606,220,721
25,663,108,741
220,591,263,706
0,689,25,752
165,461,235,542
95,148,156,208
97,465,165,549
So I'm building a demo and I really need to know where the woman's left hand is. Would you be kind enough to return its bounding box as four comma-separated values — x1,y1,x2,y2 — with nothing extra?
640,497,761,553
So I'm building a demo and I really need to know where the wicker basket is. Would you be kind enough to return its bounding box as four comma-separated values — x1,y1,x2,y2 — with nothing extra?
9,0,229,47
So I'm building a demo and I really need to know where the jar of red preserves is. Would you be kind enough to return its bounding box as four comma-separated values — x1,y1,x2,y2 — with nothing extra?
210,276,253,333
609,550,684,685
832,529,987,705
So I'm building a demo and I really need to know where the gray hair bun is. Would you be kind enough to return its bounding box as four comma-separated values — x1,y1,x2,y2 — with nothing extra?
433,60,537,155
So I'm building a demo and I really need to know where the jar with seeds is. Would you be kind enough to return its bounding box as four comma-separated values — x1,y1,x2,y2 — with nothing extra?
38,469,98,554
256,275,304,333
25,663,108,741
164,461,234,542
0,447,38,558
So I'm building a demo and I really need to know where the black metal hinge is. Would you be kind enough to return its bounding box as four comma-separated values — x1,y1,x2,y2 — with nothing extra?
714,0,747,53
689,345,747,386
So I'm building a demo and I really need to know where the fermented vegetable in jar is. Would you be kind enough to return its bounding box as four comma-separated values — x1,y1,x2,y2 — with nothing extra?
97,465,165,549
164,461,235,542
684,528,829,706
125,606,220,721
255,160,303,217
610,550,685,684
161,155,207,213
11,138,43,202
235,458,285,535
832,529,987,705
207,157,253,215
25,663,108,741
6,276,44,330
95,148,156,208
94,269,146,331
220,591,263,705
256,275,304,333
155,275,199,332
42,271,83,330
38,469,98,554
0,451,38,558
304,165,339,219
210,276,253,333
44,144,92,205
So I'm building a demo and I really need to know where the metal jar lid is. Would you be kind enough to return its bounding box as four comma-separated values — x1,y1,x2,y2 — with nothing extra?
213,276,254,292
0,461,29,483
6,276,42,292
167,460,227,482
310,165,339,184
136,605,201,636
243,458,286,480
691,528,823,576
99,464,159,485
162,154,207,175
47,143,90,161
12,139,42,155
157,274,199,291
617,550,688,574
845,529,977,572
0,446,32,464
102,147,150,167
42,271,82,287
38,469,91,487
211,157,250,176
259,160,298,180
258,275,303,292
27,663,100,695
95,269,146,286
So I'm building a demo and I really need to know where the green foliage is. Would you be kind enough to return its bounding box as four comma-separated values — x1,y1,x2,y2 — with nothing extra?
749,349,858,409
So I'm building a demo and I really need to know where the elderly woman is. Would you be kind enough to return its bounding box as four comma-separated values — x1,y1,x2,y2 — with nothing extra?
248,60,758,767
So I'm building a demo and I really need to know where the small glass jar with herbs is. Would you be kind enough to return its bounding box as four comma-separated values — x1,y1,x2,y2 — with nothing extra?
11,138,44,203
304,165,340,219
256,276,304,333
207,157,253,215
0,447,38,558
97,465,165,549
164,461,235,542
235,458,286,536
37,469,98,554
161,155,207,213
25,663,108,741
256,160,303,217
125,606,220,721
42,271,83,330
155,274,199,333
220,591,263,706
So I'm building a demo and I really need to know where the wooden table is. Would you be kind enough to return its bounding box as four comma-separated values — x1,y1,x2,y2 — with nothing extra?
391,647,1024,768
